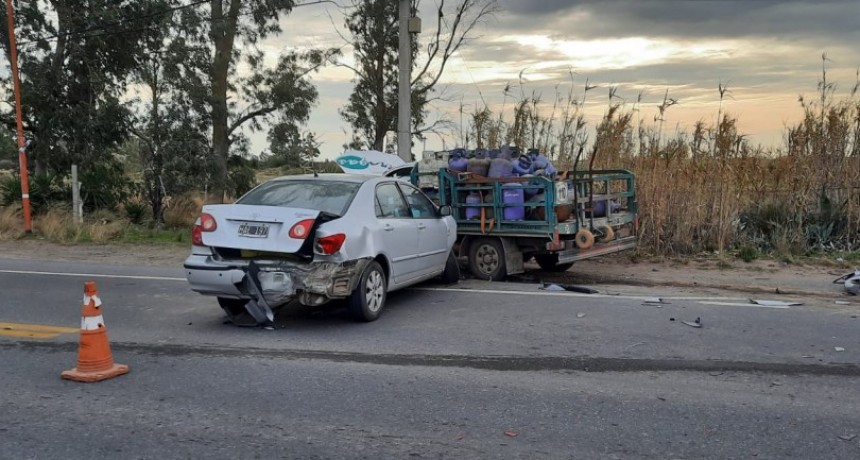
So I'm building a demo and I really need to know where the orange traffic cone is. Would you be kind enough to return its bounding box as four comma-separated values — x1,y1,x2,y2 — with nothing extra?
61,281,129,383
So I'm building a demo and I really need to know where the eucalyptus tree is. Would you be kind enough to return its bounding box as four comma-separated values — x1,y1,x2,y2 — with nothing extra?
340,0,497,151
0,0,164,179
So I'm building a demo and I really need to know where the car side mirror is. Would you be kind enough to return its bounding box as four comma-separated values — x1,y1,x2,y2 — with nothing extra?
438,205,452,217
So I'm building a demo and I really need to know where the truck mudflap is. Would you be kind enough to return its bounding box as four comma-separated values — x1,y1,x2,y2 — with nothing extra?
555,236,637,264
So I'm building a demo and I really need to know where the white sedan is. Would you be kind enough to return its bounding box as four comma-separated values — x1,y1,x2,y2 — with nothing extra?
184,174,459,325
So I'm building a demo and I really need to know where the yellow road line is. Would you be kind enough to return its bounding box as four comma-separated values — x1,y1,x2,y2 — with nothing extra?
0,322,79,340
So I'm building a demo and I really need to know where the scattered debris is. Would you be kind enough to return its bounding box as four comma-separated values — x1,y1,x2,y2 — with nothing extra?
541,284,566,291
833,270,860,296
682,317,702,328
540,283,598,294
576,313,586,318
838,434,857,442
770,380,783,387
503,431,518,438
834,301,851,305
801,355,814,358
643,297,671,307
835,347,846,352
709,372,724,377
669,317,675,322
750,299,803,307
656,396,666,401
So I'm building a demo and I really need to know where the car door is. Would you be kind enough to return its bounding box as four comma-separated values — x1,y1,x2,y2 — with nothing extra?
397,182,450,275
374,182,421,284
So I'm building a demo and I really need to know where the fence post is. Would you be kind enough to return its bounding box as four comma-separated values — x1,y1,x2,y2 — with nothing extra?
71,164,82,223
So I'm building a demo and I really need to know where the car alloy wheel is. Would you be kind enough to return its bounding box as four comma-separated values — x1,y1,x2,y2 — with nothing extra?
348,261,387,322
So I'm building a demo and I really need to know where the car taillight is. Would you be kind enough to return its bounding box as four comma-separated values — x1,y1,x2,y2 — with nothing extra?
191,224,204,246
200,213,217,232
316,234,346,255
289,219,315,239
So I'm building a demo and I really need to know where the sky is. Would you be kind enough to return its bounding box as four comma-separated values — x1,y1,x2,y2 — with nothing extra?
251,0,860,160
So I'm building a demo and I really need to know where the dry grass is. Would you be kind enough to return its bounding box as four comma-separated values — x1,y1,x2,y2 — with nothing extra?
0,205,25,239
163,193,204,229
463,63,860,257
32,208,126,243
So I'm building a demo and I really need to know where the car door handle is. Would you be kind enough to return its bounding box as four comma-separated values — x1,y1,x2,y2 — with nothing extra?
384,224,395,232
417,223,426,230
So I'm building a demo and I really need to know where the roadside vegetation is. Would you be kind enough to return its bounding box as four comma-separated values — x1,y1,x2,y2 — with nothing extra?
456,59,859,265
0,2,855,264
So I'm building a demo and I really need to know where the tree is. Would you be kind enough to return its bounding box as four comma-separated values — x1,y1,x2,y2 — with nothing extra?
0,1,166,177
130,5,213,223
340,0,497,151
197,0,335,203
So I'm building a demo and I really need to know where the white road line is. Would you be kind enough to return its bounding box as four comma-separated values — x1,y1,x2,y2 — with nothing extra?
698,301,791,309
0,269,186,282
0,270,782,309
415,286,744,303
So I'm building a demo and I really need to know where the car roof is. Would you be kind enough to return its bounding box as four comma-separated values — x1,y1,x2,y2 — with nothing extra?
267,173,380,184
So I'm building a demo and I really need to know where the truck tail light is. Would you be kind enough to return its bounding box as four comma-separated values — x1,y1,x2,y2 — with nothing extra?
288,219,315,239
316,234,346,255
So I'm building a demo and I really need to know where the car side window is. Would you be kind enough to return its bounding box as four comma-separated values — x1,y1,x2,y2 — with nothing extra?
397,183,437,219
375,183,411,219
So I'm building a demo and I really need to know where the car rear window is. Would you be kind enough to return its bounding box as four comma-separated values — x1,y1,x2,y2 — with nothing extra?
237,180,361,216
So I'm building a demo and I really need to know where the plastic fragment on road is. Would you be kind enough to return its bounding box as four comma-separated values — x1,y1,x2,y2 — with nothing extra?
503,431,519,438
682,317,702,328
540,283,598,294
576,313,586,318
835,347,846,352
833,270,860,296
838,434,857,441
749,299,803,307
541,283,566,291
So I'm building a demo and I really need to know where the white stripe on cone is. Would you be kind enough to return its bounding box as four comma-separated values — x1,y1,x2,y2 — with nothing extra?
83,295,103,307
81,315,104,331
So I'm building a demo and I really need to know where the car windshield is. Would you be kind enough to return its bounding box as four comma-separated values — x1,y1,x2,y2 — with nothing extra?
237,180,361,216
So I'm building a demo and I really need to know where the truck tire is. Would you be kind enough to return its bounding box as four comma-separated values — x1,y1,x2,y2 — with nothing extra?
468,237,507,281
534,254,574,272
348,261,387,322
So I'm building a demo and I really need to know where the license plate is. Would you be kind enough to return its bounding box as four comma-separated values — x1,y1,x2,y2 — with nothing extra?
237,222,269,238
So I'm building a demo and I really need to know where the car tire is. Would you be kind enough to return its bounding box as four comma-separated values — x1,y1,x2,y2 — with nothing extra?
534,254,574,272
348,261,387,322
217,297,257,327
468,237,507,281
441,250,460,284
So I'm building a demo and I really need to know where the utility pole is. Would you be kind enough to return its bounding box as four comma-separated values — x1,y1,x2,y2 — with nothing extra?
5,0,32,232
397,0,419,162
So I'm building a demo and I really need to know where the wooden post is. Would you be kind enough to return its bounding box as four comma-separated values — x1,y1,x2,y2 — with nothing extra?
5,0,32,232
71,164,82,223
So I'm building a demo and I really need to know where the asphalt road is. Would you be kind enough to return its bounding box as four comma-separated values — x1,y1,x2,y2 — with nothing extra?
1,257,859,459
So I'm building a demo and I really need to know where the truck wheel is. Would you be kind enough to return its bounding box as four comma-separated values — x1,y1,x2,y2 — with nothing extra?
348,261,387,322
468,237,507,281
534,254,574,272
441,250,461,284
